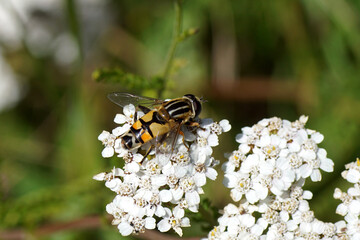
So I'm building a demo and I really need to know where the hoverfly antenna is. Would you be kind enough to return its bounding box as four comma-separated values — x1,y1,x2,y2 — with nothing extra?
200,96,207,103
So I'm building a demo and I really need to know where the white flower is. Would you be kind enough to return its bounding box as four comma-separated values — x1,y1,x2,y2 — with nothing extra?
333,158,360,240
345,213,360,237
191,157,218,187
117,216,156,235
120,151,143,173
209,119,231,135
177,176,201,206
112,104,140,137
98,130,116,158
342,159,360,184
191,128,216,164
219,119,231,132
223,146,248,172
294,133,333,182
206,203,259,239
223,171,250,201
346,169,360,183
93,167,124,181
114,104,136,125
157,207,190,236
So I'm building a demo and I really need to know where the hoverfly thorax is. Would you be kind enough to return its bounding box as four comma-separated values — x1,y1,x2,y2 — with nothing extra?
162,94,201,121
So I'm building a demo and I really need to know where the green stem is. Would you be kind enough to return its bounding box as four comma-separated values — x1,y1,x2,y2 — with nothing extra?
198,204,218,227
159,0,183,97
65,0,83,62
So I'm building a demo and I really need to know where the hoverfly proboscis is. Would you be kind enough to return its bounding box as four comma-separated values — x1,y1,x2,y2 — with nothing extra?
107,93,203,159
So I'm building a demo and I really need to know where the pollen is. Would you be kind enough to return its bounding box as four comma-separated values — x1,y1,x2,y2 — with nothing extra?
210,227,218,236
180,177,195,192
357,158,360,166
267,146,276,154
171,218,178,227
263,144,280,158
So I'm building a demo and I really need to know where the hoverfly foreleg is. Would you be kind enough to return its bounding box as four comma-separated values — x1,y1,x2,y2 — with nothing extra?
138,105,151,114
186,121,205,131
142,145,154,162
133,111,138,121
178,130,189,150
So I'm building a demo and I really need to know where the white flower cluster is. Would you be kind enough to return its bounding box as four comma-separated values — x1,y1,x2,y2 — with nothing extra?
334,158,360,239
94,104,231,236
223,116,334,203
204,116,350,239
205,184,353,240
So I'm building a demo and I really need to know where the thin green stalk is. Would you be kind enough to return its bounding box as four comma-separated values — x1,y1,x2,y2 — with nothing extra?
198,204,218,228
159,0,183,97
65,0,83,62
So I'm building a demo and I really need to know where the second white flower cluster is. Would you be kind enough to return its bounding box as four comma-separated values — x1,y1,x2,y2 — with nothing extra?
204,116,338,239
223,116,334,203
206,158,360,239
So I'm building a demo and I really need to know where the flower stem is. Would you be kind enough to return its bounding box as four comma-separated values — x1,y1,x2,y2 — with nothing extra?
198,204,218,228
159,0,183,97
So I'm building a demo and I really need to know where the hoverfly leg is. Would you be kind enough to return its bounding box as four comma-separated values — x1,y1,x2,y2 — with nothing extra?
133,111,138,121
178,130,190,150
186,121,205,131
138,105,151,114
141,145,154,162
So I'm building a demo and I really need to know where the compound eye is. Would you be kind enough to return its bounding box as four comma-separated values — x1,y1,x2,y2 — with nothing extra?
184,94,194,99
183,94,202,118
193,99,202,118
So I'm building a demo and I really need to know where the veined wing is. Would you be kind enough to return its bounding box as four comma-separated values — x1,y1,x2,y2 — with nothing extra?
107,92,164,108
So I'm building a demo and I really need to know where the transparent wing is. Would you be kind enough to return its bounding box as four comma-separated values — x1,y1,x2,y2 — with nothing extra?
154,122,185,157
107,92,165,108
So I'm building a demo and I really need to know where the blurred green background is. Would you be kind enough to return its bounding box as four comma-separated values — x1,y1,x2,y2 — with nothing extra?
1,0,360,239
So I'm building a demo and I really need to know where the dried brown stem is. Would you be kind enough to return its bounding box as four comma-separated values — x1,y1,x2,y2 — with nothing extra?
0,216,202,240
210,78,298,101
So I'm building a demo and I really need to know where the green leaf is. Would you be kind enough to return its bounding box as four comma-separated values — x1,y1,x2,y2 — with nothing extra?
92,68,164,92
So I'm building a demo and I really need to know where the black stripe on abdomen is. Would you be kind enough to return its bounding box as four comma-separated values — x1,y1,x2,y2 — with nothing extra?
139,118,154,138
130,126,144,144
122,134,133,149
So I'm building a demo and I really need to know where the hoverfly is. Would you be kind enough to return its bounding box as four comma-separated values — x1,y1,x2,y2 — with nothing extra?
107,93,203,158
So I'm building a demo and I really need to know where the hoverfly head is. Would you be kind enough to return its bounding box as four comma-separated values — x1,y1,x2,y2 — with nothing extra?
184,94,202,118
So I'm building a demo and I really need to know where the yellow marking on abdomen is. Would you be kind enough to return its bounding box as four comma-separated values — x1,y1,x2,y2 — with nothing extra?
150,122,172,136
142,111,156,122
132,120,142,130
141,131,153,143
